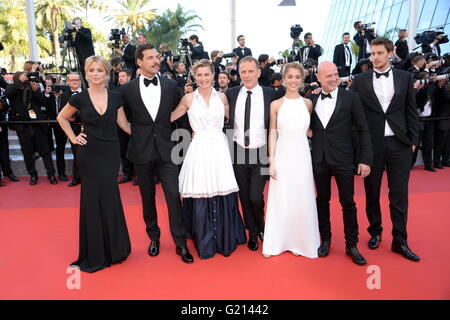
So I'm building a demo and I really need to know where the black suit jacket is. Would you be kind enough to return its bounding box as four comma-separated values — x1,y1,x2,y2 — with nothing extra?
232,47,252,60
119,76,182,164
354,32,377,60
295,45,322,63
351,69,419,154
122,43,137,74
333,44,353,76
309,88,373,168
74,27,95,61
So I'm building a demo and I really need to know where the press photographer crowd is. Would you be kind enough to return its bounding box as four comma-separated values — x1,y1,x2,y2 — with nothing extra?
0,19,450,189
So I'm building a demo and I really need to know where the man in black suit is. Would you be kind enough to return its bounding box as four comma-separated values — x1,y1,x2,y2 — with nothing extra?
333,32,353,77
232,35,252,62
351,37,420,262
295,32,322,63
225,56,283,252
119,44,193,264
59,72,83,187
354,21,377,60
309,62,373,266
73,18,95,82
5,72,57,185
422,33,445,57
115,34,137,77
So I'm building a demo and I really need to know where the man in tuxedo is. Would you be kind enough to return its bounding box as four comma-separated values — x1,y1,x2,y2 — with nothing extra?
118,44,193,264
351,37,420,262
60,73,83,187
225,56,283,251
232,35,252,62
115,34,137,77
333,33,353,77
295,32,322,63
73,18,95,83
309,62,373,266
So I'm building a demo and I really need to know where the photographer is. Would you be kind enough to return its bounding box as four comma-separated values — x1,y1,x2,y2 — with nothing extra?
211,50,226,84
109,56,124,90
353,21,377,60
258,54,276,87
159,43,175,76
73,18,95,82
216,71,230,93
5,72,57,185
422,34,445,57
333,32,353,77
303,58,319,84
232,35,252,62
115,33,137,77
188,35,207,62
137,33,148,46
295,32,323,63
173,61,188,88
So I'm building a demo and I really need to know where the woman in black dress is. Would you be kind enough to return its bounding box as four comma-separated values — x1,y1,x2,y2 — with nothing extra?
58,56,132,273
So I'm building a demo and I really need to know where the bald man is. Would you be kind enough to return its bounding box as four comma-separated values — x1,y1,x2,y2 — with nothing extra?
308,61,373,266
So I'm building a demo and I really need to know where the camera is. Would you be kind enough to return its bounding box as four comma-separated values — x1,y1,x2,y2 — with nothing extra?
50,84,63,93
415,28,449,46
110,28,126,48
276,56,295,66
180,38,190,47
300,83,320,97
223,53,238,59
340,75,355,84
27,71,40,83
229,69,238,77
58,21,77,46
360,22,376,33
34,62,55,70
290,24,303,40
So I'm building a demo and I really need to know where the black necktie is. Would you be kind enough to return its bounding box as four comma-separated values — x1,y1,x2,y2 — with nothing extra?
321,93,332,100
375,70,390,79
244,91,252,147
144,77,158,87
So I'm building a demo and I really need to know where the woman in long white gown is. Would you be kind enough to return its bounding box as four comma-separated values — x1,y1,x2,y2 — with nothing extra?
171,59,246,259
262,62,321,258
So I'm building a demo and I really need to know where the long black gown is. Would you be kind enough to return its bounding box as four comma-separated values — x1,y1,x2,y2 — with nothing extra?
68,90,131,273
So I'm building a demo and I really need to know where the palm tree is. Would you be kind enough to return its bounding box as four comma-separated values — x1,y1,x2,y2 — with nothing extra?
35,0,76,70
107,0,156,39
146,4,203,53
0,0,29,71
78,0,109,20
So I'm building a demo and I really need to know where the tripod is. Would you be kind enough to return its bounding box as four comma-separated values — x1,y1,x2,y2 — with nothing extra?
60,43,86,89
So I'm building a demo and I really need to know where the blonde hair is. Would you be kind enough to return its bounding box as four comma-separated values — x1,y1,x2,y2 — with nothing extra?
84,55,110,85
192,59,214,75
282,62,305,79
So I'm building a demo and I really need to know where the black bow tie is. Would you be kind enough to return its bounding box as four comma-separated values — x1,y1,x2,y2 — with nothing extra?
321,93,332,100
375,70,391,79
144,77,158,87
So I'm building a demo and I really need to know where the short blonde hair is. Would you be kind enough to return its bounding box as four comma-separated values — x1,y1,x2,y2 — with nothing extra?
282,62,305,79
84,55,110,85
192,59,214,75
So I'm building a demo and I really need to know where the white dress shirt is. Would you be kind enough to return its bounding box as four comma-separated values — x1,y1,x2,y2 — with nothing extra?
315,87,339,129
234,85,266,149
373,67,395,137
139,75,161,121
344,44,351,66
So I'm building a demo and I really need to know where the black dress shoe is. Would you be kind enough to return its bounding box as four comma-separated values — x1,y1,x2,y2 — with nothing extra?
118,176,132,184
346,247,367,266
424,166,436,172
48,176,58,185
317,241,331,257
392,243,421,262
442,161,450,167
368,235,382,250
30,176,38,185
59,174,69,182
68,179,80,187
259,232,264,242
176,246,194,264
148,240,160,257
247,237,258,251
6,174,19,182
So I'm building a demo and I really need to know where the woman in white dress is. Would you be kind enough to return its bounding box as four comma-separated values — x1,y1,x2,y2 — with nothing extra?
171,59,246,259
262,62,321,258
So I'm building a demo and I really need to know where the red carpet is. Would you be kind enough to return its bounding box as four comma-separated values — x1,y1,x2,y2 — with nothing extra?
0,167,449,300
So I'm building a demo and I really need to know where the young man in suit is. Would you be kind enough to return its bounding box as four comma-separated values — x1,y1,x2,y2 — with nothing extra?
225,56,283,251
309,62,373,266
295,33,323,63
351,37,420,262
232,35,253,62
119,44,193,264
333,33,353,77
115,33,137,77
